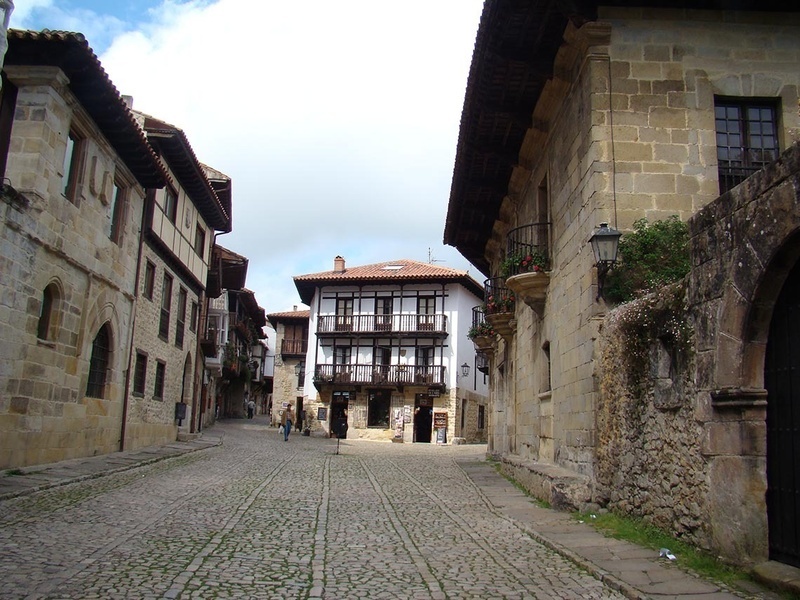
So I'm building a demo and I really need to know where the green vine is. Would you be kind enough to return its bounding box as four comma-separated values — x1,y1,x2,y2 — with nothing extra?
604,216,690,304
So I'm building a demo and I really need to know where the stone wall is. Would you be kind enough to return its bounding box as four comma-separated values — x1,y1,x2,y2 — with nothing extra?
0,66,143,468
597,284,709,546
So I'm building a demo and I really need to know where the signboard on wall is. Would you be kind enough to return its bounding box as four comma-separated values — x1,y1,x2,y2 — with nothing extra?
317,407,328,422
433,412,447,429
428,388,440,397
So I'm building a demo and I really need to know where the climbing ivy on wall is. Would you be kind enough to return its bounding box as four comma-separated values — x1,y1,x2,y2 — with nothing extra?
604,216,690,304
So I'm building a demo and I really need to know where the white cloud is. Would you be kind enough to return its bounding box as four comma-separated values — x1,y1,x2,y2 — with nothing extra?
35,0,487,311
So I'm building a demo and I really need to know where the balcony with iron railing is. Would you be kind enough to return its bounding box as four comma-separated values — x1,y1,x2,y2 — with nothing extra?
483,277,515,341
503,222,551,276
503,221,552,317
316,313,447,336
281,338,308,358
313,363,446,387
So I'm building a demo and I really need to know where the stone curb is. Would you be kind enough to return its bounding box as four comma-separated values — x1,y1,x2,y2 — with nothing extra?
512,521,649,600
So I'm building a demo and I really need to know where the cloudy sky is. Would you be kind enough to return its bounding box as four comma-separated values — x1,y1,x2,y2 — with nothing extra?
13,0,486,313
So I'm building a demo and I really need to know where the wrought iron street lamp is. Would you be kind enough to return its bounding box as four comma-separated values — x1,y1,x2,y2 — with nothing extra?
461,362,470,378
589,222,622,301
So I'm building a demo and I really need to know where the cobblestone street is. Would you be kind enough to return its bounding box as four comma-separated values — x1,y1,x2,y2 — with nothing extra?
0,419,624,600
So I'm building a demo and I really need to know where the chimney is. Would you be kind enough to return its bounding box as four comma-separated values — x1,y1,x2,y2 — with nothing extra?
122,95,134,109
293,305,297,312
334,255,346,273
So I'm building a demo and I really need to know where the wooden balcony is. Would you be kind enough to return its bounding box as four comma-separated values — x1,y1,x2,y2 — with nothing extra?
281,338,308,358
200,329,218,357
316,313,448,337
313,363,446,388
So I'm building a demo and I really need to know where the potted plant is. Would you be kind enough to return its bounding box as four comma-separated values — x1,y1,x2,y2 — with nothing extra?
484,293,515,314
500,249,547,277
467,321,496,340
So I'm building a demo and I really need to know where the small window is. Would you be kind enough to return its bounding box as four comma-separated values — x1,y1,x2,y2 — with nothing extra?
133,351,147,395
37,283,59,341
194,224,206,258
190,301,198,333
175,287,187,348
62,128,87,204
109,180,127,244
478,405,485,430
86,323,111,399
163,188,177,223
159,273,173,340
143,261,156,300
154,360,166,399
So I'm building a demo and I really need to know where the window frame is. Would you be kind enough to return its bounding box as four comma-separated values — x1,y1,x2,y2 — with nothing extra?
163,187,178,224
194,224,206,258
158,273,173,340
367,389,391,428
86,323,111,399
175,287,187,348
189,301,198,333
715,96,780,194
109,179,127,244
37,283,59,342
62,128,87,204
154,360,166,400
133,350,147,396
143,260,156,301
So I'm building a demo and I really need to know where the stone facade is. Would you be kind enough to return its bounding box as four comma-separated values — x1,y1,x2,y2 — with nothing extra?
0,61,156,468
446,3,800,565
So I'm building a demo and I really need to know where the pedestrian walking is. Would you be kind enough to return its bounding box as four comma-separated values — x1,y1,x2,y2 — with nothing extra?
280,406,293,441
247,398,255,419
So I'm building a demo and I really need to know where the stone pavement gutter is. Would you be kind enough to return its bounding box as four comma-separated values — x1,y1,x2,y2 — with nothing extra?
0,431,790,600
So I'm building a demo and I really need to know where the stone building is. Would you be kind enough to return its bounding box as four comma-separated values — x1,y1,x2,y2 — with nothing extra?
123,111,231,450
294,257,488,443
267,308,310,429
0,30,167,468
444,1,800,565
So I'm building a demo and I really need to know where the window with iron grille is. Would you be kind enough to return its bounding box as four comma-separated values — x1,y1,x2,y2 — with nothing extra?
159,273,173,340
154,361,166,399
715,98,779,194
133,351,147,395
86,323,111,398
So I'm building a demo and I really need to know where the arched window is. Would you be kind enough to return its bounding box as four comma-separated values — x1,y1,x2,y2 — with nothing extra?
86,323,111,398
37,282,63,341
37,284,59,340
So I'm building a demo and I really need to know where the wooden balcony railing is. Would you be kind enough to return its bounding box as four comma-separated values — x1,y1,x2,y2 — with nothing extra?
313,363,446,386
316,313,447,335
281,338,308,357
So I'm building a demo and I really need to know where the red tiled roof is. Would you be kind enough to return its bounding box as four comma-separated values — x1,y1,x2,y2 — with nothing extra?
294,259,484,304
267,310,310,319
5,29,168,189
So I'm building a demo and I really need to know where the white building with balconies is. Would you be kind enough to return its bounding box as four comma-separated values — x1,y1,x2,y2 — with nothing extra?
294,256,488,444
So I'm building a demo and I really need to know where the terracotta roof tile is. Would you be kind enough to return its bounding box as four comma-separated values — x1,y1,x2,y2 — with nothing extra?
293,259,483,304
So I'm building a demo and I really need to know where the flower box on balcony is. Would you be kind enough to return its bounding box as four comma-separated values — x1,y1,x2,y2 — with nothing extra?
505,271,551,317
471,334,495,352
485,311,515,342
